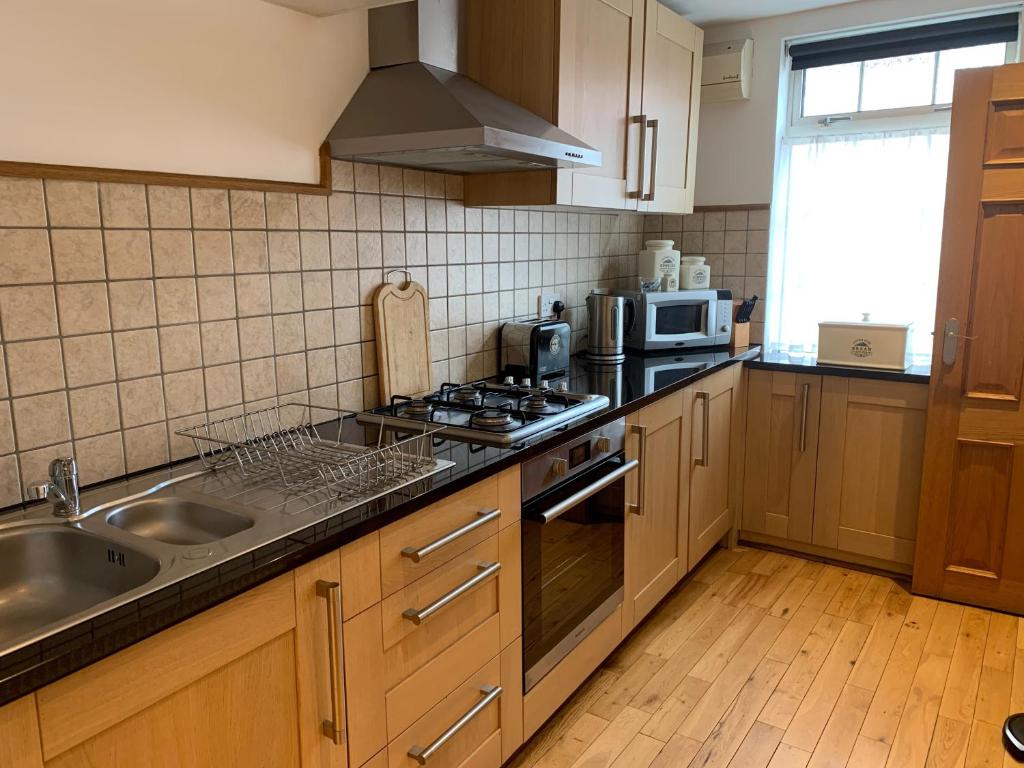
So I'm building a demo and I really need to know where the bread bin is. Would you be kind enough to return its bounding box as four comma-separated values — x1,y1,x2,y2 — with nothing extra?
817,315,913,370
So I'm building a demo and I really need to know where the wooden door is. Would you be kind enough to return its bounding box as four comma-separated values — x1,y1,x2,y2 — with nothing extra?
815,378,927,568
689,366,738,566
637,0,703,214
915,62,1024,613
623,389,688,631
559,0,645,209
741,370,821,543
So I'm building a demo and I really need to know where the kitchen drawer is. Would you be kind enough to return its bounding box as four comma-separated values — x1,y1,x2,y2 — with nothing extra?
386,644,522,768
381,525,521,737
379,471,520,599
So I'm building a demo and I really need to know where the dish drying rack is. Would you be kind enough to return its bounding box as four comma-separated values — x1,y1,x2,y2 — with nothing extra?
176,403,453,500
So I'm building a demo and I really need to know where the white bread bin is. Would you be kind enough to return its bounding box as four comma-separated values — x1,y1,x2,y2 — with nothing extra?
817,317,913,371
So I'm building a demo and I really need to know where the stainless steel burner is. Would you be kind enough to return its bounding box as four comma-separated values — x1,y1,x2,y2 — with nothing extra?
471,410,516,429
403,401,434,417
521,394,551,412
451,387,482,405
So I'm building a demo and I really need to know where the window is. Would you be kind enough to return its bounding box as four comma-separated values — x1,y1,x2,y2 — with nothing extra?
765,12,1020,363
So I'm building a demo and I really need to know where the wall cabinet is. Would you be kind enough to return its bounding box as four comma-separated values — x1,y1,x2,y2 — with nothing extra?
740,370,928,571
462,0,702,214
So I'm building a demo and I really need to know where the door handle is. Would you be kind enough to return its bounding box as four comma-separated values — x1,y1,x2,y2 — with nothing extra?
940,317,977,365
315,580,345,745
643,118,659,202
694,391,710,467
799,382,810,453
628,424,647,515
629,115,648,200
539,460,638,523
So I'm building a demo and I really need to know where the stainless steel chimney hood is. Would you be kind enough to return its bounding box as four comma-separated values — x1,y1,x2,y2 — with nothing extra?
327,0,600,174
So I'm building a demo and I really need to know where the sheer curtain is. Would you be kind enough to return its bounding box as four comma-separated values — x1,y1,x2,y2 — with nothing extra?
766,128,950,362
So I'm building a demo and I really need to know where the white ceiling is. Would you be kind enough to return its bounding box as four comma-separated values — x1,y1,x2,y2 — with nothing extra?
663,0,858,26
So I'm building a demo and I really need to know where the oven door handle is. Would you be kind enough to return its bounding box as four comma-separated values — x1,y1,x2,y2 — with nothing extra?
536,460,639,524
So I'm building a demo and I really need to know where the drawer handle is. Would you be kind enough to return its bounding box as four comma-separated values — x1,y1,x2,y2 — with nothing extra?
403,561,501,625
315,580,345,745
401,508,501,563
407,684,503,765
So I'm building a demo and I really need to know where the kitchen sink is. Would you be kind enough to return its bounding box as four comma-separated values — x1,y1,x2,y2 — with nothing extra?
106,497,253,545
0,525,160,649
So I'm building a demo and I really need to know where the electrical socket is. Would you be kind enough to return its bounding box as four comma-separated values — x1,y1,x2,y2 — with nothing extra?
538,293,561,318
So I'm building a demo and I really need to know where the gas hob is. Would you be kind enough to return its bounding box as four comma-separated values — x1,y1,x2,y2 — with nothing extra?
357,380,610,447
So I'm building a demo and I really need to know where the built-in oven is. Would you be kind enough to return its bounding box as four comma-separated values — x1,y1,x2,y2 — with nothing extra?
615,289,733,351
521,418,636,691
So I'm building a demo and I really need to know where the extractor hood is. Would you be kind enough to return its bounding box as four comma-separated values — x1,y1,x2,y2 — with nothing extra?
327,0,601,173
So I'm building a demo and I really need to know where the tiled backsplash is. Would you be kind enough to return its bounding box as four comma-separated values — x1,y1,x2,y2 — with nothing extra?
0,165,647,505
645,207,769,344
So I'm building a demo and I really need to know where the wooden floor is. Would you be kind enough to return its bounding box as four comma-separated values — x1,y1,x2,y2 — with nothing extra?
511,547,1022,768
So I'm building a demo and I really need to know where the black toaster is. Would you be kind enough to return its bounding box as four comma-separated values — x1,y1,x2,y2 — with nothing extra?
499,320,571,384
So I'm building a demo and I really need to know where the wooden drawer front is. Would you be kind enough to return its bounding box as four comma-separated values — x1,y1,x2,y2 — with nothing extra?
387,656,504,768
380,477,502,598
381,530,520,736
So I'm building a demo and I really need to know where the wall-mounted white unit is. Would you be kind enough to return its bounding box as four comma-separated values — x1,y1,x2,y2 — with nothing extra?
702,39,753,102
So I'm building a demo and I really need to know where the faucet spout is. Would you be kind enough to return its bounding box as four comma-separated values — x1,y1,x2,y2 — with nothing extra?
27,458,80,517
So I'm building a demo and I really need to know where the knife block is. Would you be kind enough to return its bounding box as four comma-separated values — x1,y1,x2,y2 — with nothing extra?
730,300,750,349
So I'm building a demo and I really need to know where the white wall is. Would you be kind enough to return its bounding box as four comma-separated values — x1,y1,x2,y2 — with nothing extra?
694,0,1011,205
0,0,369,183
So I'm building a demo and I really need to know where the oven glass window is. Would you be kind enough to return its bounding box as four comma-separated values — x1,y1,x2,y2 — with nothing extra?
654,303,704,335
522,457,625,690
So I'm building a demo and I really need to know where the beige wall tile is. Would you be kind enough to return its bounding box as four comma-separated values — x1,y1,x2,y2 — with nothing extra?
57,282,110,335
300,231,330,270
306,347,335,388
233,230,269,273
238,316,274,360
304,309,333,349
269,231,300,271
6,339,64,396
13,391,70,450
159,323,202,372
229,190,266,228
0,229,52,285
69,383,120,438
113,328,160,379
302,271,332,310
330,231,357,268
120,375,166,428
271,272,303,313
151,230,195,276
0,401,14,455
0,350,7,399
338,379,362,411
164,369,206,418
354,163,380,194
379,166,402,195
45,181,100,228
328,192,356,231
191,188,230,229
74,432,125,485
104,230,152,279
147,185,192,228
275,352,306,395
155,277,199,325
63,333,115,387
236,274,271,317
331,160,354,192
0,177,46,226
99,183,148,228
204,363,242,410
167,414,201,460
124,422,168,472
197,275,236,321
19,443,72,497
424,172,445,199
201,319,239,365
109,280,157,330
298,194,329,230
194,230,233,275
748,209,770,230
0,285,58,341
52,230,105,281
273,312,305,354
403,168,425,196
355,194,381,231
335,343,361,382
241,357,276,402
266,192,298,230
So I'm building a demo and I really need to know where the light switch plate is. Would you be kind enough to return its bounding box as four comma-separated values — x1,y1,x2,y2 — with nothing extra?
538,292,561,318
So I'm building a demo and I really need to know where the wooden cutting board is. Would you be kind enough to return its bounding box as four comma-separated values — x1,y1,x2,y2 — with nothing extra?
374,277,433,403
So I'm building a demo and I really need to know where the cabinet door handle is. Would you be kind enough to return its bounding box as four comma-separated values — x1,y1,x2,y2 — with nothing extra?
628,423,648,515
694,391,710,467
629,114,648,200
403,561,501,625
401,508,500,562
643,118,659,202
407,684,503,765
315,580,345,745
799,382,811,453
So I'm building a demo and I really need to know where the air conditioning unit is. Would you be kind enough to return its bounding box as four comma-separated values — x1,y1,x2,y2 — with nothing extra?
702,39,753,103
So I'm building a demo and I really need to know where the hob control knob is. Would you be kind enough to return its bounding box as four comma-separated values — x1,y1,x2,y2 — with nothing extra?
595,436,611,453
556,381,569,393
551,458,568,477
503,375,515,385
521,378,532,388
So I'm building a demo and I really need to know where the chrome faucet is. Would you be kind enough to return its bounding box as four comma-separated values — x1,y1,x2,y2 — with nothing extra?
28,457,80,517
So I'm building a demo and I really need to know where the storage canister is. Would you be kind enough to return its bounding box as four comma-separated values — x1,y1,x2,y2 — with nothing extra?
638,240,680,291
680,256,711,289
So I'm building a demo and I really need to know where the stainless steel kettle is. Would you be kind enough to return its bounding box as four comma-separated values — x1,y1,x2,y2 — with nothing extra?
586,290,631,362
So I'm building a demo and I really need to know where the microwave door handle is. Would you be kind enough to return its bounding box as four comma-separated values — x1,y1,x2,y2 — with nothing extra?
625,298,637,336
537,460,639,523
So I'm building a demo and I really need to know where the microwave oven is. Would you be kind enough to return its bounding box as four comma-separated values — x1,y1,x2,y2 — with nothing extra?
613,289,733,351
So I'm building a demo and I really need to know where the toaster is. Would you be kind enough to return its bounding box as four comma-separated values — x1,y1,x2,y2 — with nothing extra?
500,320,571,384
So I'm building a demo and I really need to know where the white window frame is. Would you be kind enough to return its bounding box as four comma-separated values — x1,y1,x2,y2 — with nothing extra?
786,12,1022,138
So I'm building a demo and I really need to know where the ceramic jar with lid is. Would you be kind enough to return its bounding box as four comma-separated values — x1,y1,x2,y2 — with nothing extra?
638,240,680,291
680,255,711,289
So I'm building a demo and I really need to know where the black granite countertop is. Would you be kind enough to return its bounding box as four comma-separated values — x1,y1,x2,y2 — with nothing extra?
0,346,760,706
746,349,932,384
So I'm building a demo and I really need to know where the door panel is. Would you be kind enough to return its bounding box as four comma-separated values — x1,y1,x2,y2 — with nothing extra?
689,367,736,566
915,62,1024,612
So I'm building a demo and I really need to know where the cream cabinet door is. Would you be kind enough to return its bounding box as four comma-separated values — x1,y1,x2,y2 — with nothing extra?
559,0,645,210
637,0,703,214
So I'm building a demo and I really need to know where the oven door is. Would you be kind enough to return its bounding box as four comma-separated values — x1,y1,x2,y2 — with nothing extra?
645,293,718,348
521,453,634,691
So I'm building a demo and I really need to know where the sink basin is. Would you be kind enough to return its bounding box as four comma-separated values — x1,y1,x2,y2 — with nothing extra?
0,525,160,649
107,497,253,545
